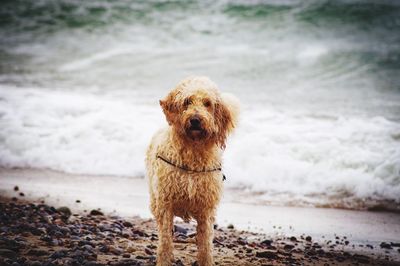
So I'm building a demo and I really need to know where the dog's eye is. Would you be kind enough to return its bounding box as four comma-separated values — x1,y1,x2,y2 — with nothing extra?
203,100,211,108
183,98,191,107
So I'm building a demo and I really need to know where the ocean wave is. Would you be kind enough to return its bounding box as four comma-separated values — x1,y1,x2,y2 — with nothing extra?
0,86,399,209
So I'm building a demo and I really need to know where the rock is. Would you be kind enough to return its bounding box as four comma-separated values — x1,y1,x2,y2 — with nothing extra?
132,229,148,237
39,235,52,243
19,193,24,197
353,254,369,263
227,224,234,229
335,256,346,262
57,207,72,218
76,200,81,203
0,238,23,251
27,249,49,256
305,236,312,242
109,246,123,255
260,239,273,246
0,249,17,258
82,245,94,253
290,236,297,242
256,251,277,259
237,238,247,245
283,244,295,250
144,247,154,255
122,221,133,228
50,250,67,259
313,243,322,249
174,225,188,235
147,244,157,250
90,210,104,216
391,242,400,247
99,244,109,253
14,186,19,191
380,242,392,249
110,259,142,266
188,232,196,238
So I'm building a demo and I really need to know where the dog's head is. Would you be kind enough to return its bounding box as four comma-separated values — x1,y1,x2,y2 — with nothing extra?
160,76,239,149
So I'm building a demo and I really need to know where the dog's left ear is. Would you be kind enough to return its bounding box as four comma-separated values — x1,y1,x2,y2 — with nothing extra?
214,93,240,149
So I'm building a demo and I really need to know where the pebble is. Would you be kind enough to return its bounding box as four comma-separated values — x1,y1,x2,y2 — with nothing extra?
27,249,49,256
174,225,188,235
109,246,123,255
56,207,72,218
122,221,133,228
90,209,104,216
256,251,277,259
0,248,17,258
380,242,392,249
283,244,295,250
144,247,154,255
260,239,273,246
50,250,66,259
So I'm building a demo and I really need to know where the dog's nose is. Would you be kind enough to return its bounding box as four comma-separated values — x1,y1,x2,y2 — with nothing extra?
190,117,201,127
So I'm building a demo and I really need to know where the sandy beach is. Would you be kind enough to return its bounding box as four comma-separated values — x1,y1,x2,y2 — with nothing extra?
1,168,399,265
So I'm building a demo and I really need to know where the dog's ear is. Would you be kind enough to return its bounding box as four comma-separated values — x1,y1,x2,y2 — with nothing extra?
214,93,240,149
159,92,178,126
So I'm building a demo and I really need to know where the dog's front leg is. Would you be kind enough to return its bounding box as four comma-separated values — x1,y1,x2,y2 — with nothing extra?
156,207,174,266
196,214,214,266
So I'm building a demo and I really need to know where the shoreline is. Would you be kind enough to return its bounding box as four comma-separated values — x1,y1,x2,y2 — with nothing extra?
1,167,400,264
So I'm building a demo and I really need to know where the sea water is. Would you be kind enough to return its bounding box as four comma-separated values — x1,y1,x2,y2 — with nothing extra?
0,0,399,210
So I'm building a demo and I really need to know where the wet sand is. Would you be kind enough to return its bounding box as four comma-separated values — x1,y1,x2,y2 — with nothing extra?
0,168,400,265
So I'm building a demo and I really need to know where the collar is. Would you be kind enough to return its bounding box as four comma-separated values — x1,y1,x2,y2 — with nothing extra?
156,154,226,181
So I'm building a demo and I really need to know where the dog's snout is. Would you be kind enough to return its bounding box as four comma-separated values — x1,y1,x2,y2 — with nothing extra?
190,116,201,127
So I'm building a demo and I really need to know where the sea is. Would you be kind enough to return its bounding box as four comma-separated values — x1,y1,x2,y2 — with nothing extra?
0,0,399,210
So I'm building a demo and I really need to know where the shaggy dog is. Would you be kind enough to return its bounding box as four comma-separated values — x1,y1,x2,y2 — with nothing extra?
145,76,239,266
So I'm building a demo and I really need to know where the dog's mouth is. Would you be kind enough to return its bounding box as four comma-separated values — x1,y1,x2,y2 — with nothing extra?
186,125,207,140
189,123,202,131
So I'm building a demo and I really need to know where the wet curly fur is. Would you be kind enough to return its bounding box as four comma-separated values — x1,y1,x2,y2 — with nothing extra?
145,76,239,266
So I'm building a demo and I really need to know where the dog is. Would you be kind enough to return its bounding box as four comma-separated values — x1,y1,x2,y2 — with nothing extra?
145,76,239,266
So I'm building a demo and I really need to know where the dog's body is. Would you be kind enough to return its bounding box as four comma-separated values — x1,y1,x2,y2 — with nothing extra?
145,76,239,266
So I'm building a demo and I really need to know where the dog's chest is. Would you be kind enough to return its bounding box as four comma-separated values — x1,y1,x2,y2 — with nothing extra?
161,169,223,211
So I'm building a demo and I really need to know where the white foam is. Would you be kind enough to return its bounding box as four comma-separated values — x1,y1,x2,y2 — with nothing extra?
0,85,399,206
0,86,162,176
